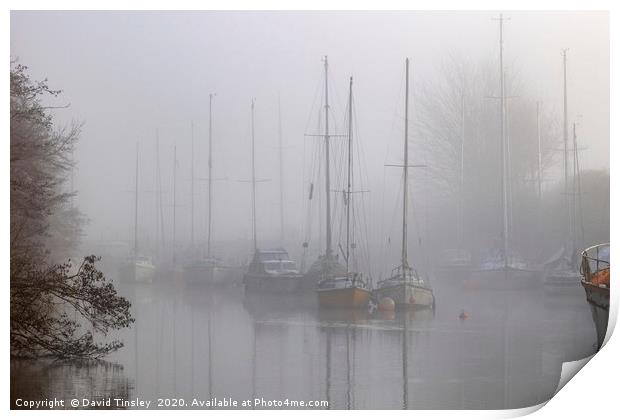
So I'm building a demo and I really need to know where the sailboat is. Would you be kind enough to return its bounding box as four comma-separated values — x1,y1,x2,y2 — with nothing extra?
470,14,536,288
316,76,371,309
544,51,583,290
153,140,185,282
302,56,348,293
120,143,156,283
374,58,435,309
185,95,222,285
243,99,303,294
170,143,184,280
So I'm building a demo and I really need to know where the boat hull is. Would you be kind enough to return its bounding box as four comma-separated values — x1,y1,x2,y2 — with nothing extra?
374,282,434,309
464,267,540,290
184,265,216,284
317,286,371,309
244,273,303,294
581,280,610,350
543,270,582,295
217,266,245,286
119,262,155,283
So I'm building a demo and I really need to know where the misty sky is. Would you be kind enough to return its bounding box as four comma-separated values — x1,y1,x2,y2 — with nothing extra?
10,11,609,258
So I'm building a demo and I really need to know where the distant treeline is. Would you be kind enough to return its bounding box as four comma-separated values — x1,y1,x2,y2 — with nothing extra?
413,55,609,262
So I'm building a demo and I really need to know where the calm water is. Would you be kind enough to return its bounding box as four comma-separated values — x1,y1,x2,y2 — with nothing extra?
11,271,598,410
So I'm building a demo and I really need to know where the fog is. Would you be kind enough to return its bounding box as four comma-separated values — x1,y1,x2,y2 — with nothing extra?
11,11,609,275
10,10,611,410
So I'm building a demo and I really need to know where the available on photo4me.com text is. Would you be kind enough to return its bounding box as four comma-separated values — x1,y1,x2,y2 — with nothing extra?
13,397,331,409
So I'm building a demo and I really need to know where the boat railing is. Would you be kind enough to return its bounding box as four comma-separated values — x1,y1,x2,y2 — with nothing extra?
377,265,422,286
580,243,610,283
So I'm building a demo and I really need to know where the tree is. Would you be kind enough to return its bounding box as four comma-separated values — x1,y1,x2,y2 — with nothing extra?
10,61,133,359
10,255,133,358
414,54,559,260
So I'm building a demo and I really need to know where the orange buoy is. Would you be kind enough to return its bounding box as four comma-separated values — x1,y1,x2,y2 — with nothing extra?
378,297,396,312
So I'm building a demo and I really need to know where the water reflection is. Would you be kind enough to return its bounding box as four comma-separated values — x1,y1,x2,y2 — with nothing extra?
11,359,130,409
11,271,598,409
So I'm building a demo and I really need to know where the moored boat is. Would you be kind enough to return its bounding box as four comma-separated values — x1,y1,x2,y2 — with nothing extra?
317,273,371,309
580,243,610,350
375,266,434,309
465,16,540,292
184,257,218,284
242,99,304,295
243,248,303,294
373,58,435,310
466,250,539,290
543,250,581,293
120,144,155,284
120,256,155,283
435,248,472,272
313,75,372,309
184,93,229,287
544,51,588,296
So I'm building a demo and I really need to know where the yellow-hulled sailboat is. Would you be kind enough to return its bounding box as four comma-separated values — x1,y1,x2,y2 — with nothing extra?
310,61,371,309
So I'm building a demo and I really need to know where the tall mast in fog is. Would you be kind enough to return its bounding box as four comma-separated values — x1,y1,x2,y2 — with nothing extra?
572,123,585,250
536,101,543,200
190,121,195,249
561,49,573,255
401,58,411,274
207,93,215,257
374,58,434,310
134,143,139,257
155,130,165,257
278,93,285,243
251,98,258,251
496,13,509,265
459,92,466,249
323,56,333,259
172,143,178,265
345,76,354,273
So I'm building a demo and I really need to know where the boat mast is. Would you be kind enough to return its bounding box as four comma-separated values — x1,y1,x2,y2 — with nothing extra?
191,121,195,249
573,123,585,254
278,93,285,243
323,56,333,259
460,93,466,249
562,49,572,255
207,93,215,257
497,13,509,265
536,101,543,200
401,58,410,274
155,130,165,257
346,76,354,274
134,142,139,257
251,98,258,252
317,107,324,252
172,143,177,265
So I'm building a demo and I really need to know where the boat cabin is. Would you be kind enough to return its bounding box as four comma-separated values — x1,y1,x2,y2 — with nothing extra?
247,248,300,275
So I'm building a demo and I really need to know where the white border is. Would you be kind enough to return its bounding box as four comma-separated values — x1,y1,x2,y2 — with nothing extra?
3,1,616,419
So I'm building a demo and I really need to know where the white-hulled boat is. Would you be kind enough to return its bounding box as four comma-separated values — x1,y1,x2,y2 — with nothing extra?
120,255,155,283
373,58,434,310
120,144,155,284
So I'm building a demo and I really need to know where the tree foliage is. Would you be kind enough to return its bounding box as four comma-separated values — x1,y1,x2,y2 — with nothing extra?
414,54,561,257
10,61,133,359
11,255,134,359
